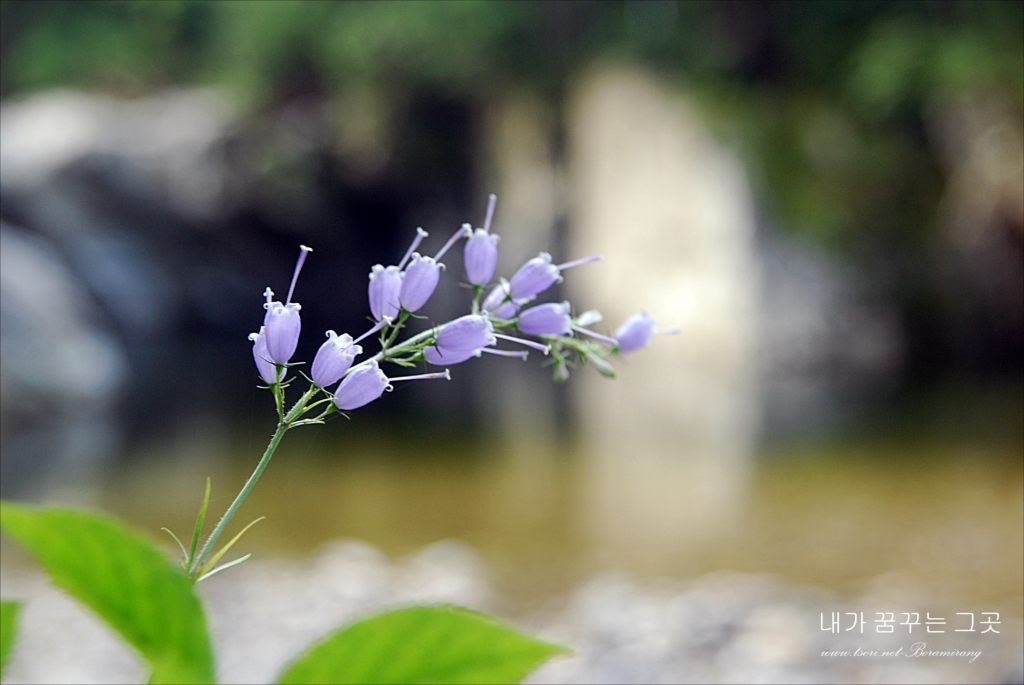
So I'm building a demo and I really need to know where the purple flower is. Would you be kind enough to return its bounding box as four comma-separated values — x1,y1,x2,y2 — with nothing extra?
248,327,283,384
398,253,441,312
310,331,362,388
333,361,390,411
615,312,670,353
464,228,499,285
435,314,496,353
398,226,469,312
333,361,451,410
517,302,572,336
423,314,495,365
261,245,312,364
464,194,500,285
508,253,602,300
482,280,520,319
368,265,402,322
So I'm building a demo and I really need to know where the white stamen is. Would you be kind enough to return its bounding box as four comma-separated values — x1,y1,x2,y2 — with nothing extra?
389,370,451,382
483,193,497,233
263,287,275,306
434,225,471,261
481,348,528,360
572,326,618,345
494,333,550,355
398,228,429,269
352,318,390,345
285,246,313,305
557,255,602,271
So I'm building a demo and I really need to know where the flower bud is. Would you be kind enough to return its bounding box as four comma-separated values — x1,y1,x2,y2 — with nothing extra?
368,264,402,322
614,312,656,353
333,361,390,411
517,302,572,336
310,331,362,387
248,327,282,384
398,253,441,312
482,280,520,319
464,228,499,285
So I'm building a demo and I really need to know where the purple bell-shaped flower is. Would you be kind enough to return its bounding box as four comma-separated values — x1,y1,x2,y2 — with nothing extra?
368,227,430,321
508,252,602,301
248,327,282,384
368,265,402,322
481,280,520,319
517,302,572,336
262,245,312,364
398,225,469,312
464,194,500,286
333,360,450,410
333,361,390,411
310,318,390,387
310,332,361,388
422,314,496,365
614,312,679,353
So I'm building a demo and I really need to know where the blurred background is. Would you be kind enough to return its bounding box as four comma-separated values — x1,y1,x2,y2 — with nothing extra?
1,1,1021,683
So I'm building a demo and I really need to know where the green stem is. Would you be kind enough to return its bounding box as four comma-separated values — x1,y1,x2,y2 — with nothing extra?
191,385,316,573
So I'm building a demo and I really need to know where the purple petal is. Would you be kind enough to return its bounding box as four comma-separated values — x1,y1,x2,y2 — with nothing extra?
464,228,499,285
398,254,440,312
368,264,402,322
333,362,390,411
517,302,572,336
263,302,301,364
614,312,656,353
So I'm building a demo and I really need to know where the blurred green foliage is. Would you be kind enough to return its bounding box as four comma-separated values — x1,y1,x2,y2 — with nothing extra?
1,0,1021,247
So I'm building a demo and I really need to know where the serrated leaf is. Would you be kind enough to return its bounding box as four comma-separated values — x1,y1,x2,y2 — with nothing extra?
0,502,215,684
1,600,21,678
278,605,567,685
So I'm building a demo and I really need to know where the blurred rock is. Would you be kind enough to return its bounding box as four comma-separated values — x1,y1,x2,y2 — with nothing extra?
0,222,127,497
566,67,758,550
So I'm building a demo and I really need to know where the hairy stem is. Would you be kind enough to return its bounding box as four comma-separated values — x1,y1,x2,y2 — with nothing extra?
191,385,316,574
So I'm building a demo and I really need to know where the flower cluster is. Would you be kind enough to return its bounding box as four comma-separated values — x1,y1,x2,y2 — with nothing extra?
249,194,677,419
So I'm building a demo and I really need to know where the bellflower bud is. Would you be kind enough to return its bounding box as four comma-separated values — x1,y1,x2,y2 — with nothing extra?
464,227,499,285
368,265,403,322
482,280,520,319
614,311,681,353
333,361,390,411
517,301,572,336
248,327,282,384
310,331,362,388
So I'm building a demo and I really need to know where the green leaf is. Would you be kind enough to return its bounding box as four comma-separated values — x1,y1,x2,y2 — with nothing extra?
0,502,215,684
1,600,21,678
278,604,567,685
